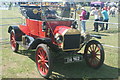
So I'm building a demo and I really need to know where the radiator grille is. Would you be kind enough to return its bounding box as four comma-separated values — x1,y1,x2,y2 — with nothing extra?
63,34,80,51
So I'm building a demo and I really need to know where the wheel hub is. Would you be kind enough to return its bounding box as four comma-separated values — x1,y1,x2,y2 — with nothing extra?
92,51,96,58
38,55,45,63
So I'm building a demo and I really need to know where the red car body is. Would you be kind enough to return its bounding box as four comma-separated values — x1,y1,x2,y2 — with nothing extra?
19,18,75,47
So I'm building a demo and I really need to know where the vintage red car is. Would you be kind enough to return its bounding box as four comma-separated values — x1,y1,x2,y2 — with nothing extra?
8,5,105,78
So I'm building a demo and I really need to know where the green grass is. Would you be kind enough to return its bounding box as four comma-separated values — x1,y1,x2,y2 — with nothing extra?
2,45,42,78
0,7,119,79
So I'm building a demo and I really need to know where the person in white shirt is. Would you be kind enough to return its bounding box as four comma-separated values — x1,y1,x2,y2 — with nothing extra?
90,7,101,32
110,6,116,17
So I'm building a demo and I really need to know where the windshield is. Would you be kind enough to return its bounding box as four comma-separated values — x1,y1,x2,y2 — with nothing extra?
43,7,59,19
42,6,71,19
20,5,72,20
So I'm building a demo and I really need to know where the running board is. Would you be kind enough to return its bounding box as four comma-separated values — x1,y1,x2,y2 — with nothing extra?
17,41,29,49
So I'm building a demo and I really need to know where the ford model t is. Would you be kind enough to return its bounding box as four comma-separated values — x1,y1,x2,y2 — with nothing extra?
8,4,104,78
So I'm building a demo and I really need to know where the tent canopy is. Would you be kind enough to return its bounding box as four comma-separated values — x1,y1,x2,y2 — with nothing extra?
91,1,104,8
91,1,104,4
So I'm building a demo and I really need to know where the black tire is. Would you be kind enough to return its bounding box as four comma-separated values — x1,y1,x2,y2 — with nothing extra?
10,30,19,52
35,44,52,78
84,40,104,69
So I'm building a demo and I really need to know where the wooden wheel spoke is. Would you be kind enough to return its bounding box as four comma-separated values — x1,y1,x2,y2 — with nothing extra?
44,60,48,63
38,59,41,63
41,50,46,58
96,54,100,56
95,56,100,61
38,55,42,59
42,64,48,73
38,48,41,53
45,63,49,68
40,49,47,59
92,44,95,51
94,57,100,64
89,46,93,51
38,50,44,58
44,54,47,59
94,44,97,51
42,65,45,72
95,48,100,53
39,49,45,57
91,44,95,51
88,49,92,53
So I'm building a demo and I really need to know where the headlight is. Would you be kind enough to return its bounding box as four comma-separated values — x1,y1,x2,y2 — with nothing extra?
71,21,78,29
54,33,63,44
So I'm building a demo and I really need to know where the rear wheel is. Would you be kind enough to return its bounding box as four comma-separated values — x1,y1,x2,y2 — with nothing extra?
35,44,52,78
10,30,19,52
84,40,104,69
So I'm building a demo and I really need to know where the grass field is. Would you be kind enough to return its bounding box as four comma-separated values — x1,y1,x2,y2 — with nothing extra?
0,7,120,79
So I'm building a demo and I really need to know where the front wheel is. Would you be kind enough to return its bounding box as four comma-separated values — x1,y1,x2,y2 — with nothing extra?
35,44,52,78
84,40,104,69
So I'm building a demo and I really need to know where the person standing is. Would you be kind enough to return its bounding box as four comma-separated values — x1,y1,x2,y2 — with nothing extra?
79,7,87,33
110,6,116,17
99,8,104,31
101,7,109,30
90,7,100,32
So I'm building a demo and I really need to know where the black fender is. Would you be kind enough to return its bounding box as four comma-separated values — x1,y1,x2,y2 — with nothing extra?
29,38,58,51
90,35,101,39
8,26,24,41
